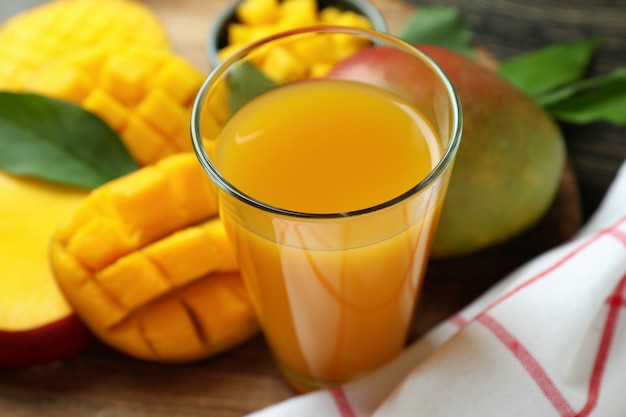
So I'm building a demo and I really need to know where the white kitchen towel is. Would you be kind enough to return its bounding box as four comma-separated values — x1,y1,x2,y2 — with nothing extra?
247,159,626,417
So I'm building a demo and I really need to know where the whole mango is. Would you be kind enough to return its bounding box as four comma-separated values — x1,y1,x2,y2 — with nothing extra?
329,45,566,257
421,45,566,257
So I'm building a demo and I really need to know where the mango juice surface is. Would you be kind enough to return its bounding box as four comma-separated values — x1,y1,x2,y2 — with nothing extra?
214,79,443,388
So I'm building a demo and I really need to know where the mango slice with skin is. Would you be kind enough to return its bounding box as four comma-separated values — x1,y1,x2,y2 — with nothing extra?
50,153,260,362
25,46,206,166
0,0,171,90
0,173,87,331
0,171,94,368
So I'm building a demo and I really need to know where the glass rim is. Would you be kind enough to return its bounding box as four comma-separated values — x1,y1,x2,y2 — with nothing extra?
191,26,463,220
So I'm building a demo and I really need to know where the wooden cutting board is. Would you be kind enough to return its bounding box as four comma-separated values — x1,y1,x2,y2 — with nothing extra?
0,1,582,416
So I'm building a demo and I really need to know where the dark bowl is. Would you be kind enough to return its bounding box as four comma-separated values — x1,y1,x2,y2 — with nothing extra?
207,0,387,68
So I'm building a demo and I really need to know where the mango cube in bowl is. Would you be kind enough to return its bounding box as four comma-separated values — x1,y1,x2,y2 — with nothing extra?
207,0,387,71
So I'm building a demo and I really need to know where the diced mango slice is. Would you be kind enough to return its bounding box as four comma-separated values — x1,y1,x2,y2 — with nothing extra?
99,272,257,362
50,153,259,362
0,0,171,90
24,46,206,166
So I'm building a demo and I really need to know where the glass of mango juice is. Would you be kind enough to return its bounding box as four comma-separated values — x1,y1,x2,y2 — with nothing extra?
191,27,462,393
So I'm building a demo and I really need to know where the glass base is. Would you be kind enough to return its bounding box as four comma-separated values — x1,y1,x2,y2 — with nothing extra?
277,361,344,394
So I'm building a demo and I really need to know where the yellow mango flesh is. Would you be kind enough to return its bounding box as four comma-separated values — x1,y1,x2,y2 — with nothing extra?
50,154,259,362
0,0,171,91
219,0,375,82
0,172,87,330
24,46,206,166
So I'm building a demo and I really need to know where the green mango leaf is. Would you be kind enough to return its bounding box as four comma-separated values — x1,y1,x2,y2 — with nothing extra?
0,92,138,188
228,61,278,114
499,37,601,98
545,68,626,125
398,6,475,59
536,67,626,107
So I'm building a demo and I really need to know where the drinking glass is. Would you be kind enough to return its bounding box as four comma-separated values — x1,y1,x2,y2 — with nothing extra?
191,26,462,393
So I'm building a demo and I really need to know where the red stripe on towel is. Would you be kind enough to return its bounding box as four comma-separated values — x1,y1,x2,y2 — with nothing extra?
478,314,577,416
608,227,626,245
450,314,469,329
330,387,356,417
576,273,626,417
479,274,626,417
481,214,626,316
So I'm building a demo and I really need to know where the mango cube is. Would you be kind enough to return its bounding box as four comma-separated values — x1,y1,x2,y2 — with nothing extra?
218,43,246,62
319,6,342,23
236,0,280,25
330,10,373,30
261,46,309,82
310,62,333,78
153,57,205,104
287,34,336,65
100,55,151,106
83,89,129,131
218,0,376,81
122,114,177,166
95,252,171,310
278,0,318,28
144,225,223,287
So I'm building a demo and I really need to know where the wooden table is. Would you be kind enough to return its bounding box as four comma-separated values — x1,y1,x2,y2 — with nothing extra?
0,0,624,416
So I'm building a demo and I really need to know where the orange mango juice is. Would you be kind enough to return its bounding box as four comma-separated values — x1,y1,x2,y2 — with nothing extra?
214,79,444,390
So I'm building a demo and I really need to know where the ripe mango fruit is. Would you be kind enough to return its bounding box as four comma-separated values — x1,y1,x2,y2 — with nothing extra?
420,45,566,256
0,0,171,91
24,46,206,166
329,45,565,257
49,153,260,362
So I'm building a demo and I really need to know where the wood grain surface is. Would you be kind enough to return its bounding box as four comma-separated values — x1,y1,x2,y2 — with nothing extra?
1,0,623,415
